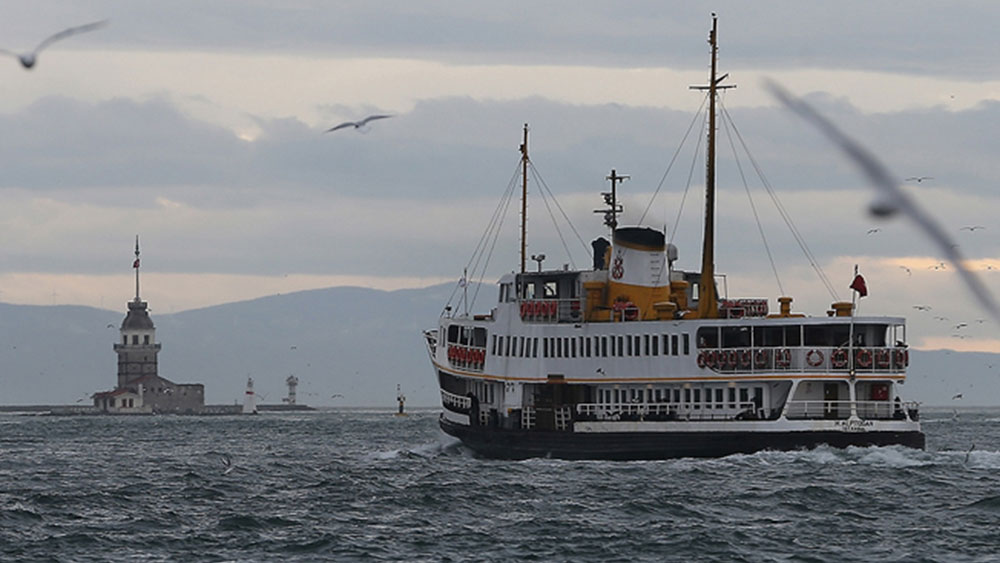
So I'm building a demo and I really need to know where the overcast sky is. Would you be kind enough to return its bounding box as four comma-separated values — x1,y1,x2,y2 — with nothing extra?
1,1,1000,352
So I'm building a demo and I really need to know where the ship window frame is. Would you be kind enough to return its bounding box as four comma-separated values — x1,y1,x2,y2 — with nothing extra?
652,335,659,356
473,327,487,348
571,338,577,358
532,338,539,358
618,336,625,357
585,337,592,357
543,281,558,298
683,334,690,355
626,336,632,356
721,327,750,348
634,335,641,356
601,336,608,357
671,335,679,356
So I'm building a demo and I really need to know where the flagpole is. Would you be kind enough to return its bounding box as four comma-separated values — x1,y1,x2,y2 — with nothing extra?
847,264,859,420
134,235,141,302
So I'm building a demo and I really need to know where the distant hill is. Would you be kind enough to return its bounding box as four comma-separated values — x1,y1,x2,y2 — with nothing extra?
0,283,997,407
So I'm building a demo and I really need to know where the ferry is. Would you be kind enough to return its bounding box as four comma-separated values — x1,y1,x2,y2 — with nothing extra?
423,16,924,460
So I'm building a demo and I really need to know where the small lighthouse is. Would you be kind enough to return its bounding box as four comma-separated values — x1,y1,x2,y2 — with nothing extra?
243,376,257,414
283,375,299,405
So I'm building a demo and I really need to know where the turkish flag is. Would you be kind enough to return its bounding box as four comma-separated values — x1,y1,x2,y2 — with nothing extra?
850,274,867,297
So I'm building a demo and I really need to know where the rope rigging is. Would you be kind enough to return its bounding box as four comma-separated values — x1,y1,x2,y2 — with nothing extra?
719,98,840,302
718,99,785,297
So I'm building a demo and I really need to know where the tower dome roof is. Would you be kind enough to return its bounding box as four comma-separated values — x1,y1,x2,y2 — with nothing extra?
121,299,155,330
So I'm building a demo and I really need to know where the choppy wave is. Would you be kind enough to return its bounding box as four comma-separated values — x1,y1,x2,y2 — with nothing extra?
1,408,1000,561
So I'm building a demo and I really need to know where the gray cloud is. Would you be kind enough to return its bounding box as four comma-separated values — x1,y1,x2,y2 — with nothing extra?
5,2,998,77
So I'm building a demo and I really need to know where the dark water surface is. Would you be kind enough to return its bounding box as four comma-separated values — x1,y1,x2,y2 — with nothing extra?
1,408,997,562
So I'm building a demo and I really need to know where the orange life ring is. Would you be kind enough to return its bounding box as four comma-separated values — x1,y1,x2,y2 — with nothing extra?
806,349,824,367
738,349,752,369
726,349,738,369
775,348,790,368
520,302,531,318
753,349,770,368
899,349,909,367
706,349,718,368
856,348,873,368
548,301,558,317
831,348,848,369
624,302,638,321
875,349,890,368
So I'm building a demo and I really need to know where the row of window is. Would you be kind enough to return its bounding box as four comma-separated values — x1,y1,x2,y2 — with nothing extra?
491,333,691,359
121,334,153,345
597,385,764,410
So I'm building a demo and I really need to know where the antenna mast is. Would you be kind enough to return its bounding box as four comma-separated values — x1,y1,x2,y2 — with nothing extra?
596,169,628,233
520,123,529,274
690,13,735,318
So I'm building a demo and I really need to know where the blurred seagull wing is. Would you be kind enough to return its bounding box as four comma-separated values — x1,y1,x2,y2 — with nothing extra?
359,114,392,125
35,19,109,53
326,122,356,132
764,78,1000,325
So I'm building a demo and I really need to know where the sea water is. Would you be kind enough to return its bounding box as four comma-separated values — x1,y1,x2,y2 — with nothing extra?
0,408,996,562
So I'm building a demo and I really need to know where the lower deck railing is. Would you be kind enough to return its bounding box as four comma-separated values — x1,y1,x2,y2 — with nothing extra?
575,401,764,422
784,399,918,421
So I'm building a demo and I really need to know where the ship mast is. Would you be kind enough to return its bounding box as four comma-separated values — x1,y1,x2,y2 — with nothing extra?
520,123,529,274
691,14,734,318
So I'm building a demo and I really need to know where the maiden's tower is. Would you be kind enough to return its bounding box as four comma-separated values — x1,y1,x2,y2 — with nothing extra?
92,237,205,414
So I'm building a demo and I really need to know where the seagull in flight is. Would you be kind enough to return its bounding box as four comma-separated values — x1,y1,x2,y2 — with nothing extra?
912,305,931,311
899,266,911,276
765,80,1000,326
866,228,881,235
952,393,963,400
960,225,985,232
221,454,235,475
326,114,393,133
0,20,108,69
904,176,933,183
